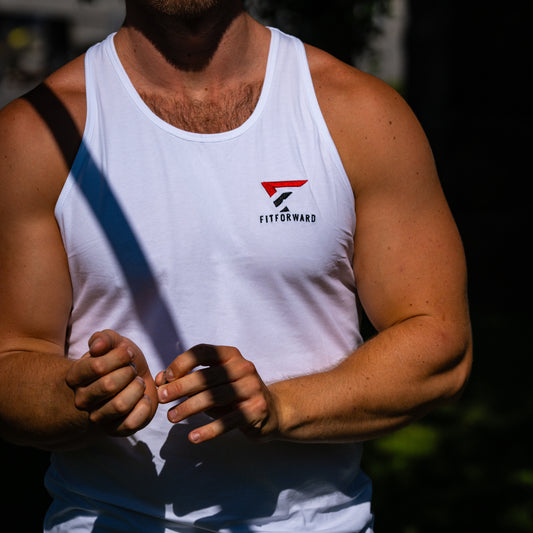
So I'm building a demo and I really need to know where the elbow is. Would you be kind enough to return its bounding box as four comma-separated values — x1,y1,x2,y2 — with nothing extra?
437,325,473,405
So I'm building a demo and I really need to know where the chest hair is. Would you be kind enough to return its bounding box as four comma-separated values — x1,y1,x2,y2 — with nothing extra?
139,81,263,134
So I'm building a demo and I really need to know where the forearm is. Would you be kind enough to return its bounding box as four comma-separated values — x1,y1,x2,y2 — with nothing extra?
269,315,472,443
0,351,95,451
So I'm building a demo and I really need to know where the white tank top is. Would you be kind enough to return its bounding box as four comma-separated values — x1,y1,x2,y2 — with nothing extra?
47,28,373,533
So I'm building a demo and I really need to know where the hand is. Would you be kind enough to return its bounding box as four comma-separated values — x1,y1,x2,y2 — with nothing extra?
65,330,158,437
155,344,279,444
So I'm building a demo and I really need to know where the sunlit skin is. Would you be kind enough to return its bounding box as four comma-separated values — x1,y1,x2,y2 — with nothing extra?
0,0,472,450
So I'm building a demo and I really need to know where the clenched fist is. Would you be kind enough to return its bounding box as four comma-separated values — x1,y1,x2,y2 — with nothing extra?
66,330,158,437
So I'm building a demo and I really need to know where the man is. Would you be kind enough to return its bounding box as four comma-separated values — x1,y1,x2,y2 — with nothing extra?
0,1,472,531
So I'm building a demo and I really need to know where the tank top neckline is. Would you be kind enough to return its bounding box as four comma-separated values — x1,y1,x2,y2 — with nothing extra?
103,27,279,143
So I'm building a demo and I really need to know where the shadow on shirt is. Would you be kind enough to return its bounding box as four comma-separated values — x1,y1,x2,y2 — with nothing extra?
23,83,183,362
22,82,275,532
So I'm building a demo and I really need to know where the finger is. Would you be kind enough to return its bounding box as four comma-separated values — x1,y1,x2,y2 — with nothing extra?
111,394,154,436
189,344,235,365
154,370,166,387
191,392,272,444
88,375,147,425
166,372,263,421
158,364,236,404
188,408,249,444
162,345,236,383
73,364,138,411
88,329,122,357
166,383,234,423
159,353,256,403
66,347,135,389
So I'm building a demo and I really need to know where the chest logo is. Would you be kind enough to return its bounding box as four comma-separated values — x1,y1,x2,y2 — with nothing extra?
260,180,316,224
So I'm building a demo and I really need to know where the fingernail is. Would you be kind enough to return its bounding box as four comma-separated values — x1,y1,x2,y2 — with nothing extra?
164,368,174,382
89,338,101,353
190,431,200,443
158,387,168,401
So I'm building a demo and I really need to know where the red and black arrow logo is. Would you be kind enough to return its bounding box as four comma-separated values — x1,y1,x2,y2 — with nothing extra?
261,180,308,212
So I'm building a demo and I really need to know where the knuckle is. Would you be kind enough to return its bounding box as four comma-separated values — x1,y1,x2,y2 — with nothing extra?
65,364,77,387
240,359,256,375
74,394,89,411
240,373,262,395
167,379,184,398
99,374,117,395
89,410,102,424
89,357,107,376
243,395,268,418
110,395,132,416
227,346,242,359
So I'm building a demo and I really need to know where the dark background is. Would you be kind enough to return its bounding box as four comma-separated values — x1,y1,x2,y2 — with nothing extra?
1,1,531,531
364,3,532,531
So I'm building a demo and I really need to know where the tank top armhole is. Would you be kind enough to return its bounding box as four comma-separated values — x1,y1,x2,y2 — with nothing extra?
295,39,355,210
55,41,100,219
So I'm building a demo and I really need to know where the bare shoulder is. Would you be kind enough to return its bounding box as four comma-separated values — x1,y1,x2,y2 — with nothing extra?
0,54,87,209
45,52,87,130
305,46,469,339
305,44,436,195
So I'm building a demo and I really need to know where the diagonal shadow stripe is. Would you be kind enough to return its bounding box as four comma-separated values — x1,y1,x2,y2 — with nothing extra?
23,83,183,361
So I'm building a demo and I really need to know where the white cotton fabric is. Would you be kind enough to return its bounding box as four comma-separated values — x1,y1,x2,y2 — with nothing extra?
47,27,373,532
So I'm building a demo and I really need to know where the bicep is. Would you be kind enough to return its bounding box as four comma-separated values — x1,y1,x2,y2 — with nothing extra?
0,100,72,356
1,214,72,353
345,83,469,333
353,162,468,333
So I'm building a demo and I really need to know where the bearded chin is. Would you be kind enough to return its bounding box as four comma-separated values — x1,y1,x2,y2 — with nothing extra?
149,0,220,17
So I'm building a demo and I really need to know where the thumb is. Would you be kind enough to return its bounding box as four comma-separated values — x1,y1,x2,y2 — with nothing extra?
88,329,122,357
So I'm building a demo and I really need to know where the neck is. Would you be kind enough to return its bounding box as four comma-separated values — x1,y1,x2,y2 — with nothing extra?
117,1,267,95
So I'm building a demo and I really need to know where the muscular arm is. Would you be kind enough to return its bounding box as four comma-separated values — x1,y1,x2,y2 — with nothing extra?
0,76,157,451
267,54,472,441
157,50,472,444
0,96,84,449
